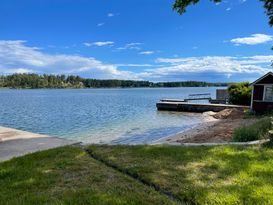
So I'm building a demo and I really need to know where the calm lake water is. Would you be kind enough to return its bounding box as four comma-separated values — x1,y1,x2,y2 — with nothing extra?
0,87,222,144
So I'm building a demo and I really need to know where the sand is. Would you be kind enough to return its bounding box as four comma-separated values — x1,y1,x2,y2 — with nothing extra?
157,108,256,144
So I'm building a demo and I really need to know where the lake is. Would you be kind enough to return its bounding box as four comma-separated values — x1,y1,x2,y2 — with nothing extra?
0,87,222,144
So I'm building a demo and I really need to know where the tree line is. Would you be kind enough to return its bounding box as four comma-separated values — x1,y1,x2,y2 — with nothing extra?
0,73,228,88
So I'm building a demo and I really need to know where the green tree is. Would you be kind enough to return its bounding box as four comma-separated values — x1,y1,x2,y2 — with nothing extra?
173,0,273,27
0,73,228,89
228,82,252,106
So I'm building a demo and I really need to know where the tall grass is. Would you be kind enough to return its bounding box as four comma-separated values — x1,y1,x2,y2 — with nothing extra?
233,117,272,142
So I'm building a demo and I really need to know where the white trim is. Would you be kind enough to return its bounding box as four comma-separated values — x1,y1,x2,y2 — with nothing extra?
250,72,273,86
263,84,273,102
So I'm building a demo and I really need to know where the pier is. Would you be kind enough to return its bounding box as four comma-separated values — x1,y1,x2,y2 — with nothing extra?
157,100,249,112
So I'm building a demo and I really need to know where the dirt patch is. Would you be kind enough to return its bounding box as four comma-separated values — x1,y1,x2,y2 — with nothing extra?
178,118,256,143
160,108,256,144
211,108,245,120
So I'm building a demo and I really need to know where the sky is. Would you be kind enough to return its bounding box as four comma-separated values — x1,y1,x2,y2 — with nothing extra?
0,0,272,82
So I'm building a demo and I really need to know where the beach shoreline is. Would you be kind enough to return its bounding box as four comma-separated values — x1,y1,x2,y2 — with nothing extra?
155,108,256,144
154,113,219,144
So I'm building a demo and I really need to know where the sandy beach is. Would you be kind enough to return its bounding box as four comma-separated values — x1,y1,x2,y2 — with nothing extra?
157,108,257,144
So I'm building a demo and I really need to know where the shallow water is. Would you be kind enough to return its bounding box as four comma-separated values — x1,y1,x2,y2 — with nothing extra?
0,87,222,144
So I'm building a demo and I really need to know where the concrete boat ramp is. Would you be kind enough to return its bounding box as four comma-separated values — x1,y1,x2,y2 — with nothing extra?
0,126,78,162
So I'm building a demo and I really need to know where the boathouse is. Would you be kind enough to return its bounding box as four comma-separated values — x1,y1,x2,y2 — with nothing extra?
250,72,273,113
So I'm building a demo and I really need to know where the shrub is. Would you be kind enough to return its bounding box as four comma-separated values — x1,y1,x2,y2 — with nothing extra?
233,117,272,142
228,82,252,106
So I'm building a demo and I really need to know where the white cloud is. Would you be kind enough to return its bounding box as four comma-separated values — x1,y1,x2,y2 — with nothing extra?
239,0,247,3
7,68,34,73
116,42,142,50
0,40,272,82
107,13,120,17
0,40,137,79
92,41,114,47
83,41,114,47
139,51,154,55
97,22,105,27
226,73,232,79
83,42,92,47
116,64,153,67
226,7,231,11
231,34,273,45
153,56,272,78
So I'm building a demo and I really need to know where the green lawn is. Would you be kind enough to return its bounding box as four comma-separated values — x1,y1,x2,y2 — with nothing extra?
1,145,273,205
88,145,273,205
0,146,179,205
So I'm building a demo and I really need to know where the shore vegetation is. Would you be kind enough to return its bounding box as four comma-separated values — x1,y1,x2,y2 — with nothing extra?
233,116,272,142
0,73,228,89
228,82,252,106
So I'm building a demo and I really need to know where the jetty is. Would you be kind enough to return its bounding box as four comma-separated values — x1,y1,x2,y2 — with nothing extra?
157,100,249,112
156,90,249,112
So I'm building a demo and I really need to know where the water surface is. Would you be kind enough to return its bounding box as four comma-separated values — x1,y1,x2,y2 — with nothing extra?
0,87,221,144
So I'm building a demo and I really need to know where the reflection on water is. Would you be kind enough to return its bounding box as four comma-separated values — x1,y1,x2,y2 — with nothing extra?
0,87,223,144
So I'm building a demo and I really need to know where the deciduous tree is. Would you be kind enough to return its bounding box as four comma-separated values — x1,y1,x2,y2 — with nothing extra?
173,0,273,27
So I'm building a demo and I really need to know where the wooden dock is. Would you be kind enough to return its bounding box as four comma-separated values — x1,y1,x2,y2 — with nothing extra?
157,99,249,112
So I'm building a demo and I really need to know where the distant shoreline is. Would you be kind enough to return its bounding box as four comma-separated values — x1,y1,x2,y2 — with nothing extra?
0,86,227,90
0,73,229,89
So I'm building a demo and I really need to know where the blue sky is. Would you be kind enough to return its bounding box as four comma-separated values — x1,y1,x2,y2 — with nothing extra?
0,0,272,82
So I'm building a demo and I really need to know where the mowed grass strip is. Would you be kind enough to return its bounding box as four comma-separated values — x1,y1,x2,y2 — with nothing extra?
88,145,273,205
0,146,180,205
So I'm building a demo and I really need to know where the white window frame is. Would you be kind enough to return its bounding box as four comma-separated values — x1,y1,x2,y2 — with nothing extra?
263,84,273,102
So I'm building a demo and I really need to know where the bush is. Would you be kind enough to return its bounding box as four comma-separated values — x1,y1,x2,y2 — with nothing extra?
233,117,272,142
228,82,252,105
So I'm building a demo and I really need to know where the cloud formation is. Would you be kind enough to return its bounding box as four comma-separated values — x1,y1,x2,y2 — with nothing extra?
116,43,142,50
97,22,105,27
84,41,114,47
231,34,273,45
0,40,135,79
139,51,154,55
0,40,271,82
153,56,272,81
107,13,120,17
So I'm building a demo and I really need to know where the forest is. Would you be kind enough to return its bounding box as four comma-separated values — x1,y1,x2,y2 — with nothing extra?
0,73,228,88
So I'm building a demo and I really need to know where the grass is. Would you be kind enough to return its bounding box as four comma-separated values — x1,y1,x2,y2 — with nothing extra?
88,145,273,205
233,117,272,142
2,144,273,204
0,146,179,205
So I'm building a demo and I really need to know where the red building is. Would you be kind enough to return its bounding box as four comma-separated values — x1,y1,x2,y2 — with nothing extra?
250,72,273,113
